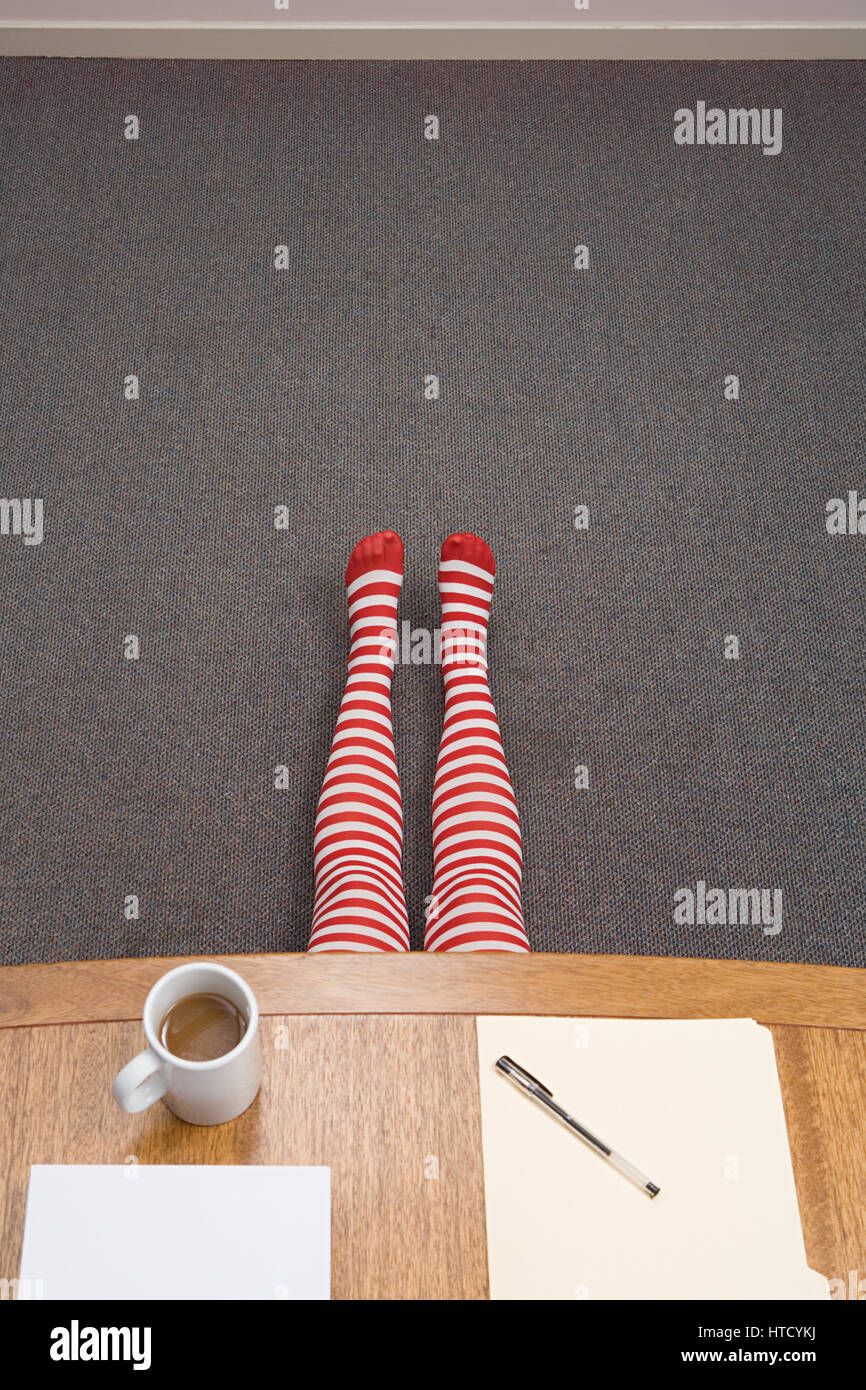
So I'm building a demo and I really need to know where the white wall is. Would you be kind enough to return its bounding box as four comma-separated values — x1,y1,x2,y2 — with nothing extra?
2,0,863,59
1,1,865,21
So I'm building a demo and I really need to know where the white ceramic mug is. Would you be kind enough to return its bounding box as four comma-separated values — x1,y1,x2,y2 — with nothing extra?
112,962,261,1126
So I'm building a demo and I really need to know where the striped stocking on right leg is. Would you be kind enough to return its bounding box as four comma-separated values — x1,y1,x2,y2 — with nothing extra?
425,533,531,953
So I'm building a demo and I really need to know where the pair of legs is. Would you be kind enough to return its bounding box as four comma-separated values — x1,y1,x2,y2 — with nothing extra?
307,530,531,953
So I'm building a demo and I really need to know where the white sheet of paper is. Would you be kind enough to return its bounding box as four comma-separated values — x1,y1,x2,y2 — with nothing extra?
19,1165,330,1300
477,1017,829,1301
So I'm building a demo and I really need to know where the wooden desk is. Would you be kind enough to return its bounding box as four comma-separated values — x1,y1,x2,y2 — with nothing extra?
1,954,864,1299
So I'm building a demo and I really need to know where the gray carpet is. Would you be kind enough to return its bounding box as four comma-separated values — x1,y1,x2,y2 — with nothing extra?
0,57,863,968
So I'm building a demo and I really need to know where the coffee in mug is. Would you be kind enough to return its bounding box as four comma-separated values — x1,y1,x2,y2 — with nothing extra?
158,991,247,1063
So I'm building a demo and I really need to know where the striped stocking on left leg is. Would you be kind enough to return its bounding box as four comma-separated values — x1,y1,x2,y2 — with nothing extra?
308,531,410,953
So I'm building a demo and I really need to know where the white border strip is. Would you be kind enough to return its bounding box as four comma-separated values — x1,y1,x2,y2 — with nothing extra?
0,21,864,61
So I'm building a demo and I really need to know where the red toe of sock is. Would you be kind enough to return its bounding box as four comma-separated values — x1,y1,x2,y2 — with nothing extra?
345,530,404,586
440,532,495,576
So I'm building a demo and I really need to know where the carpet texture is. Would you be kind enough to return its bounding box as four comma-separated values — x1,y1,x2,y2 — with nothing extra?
0,57,863,967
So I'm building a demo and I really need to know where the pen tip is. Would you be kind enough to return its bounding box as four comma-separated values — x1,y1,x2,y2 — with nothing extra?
647,1183,661,1198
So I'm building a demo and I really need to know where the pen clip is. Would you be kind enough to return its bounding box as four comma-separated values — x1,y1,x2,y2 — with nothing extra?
496,1055,554,1098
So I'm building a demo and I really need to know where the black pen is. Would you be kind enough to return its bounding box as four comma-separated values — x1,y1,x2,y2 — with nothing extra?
495,1055,661,1199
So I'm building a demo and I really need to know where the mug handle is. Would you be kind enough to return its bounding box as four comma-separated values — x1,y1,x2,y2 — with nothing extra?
112,1047,169,1114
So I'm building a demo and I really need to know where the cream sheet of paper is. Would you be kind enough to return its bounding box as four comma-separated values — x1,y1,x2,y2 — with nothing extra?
477,1018,829,1301
18,1165,330,1300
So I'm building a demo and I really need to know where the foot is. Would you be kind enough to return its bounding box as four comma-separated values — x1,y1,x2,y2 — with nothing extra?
440,532,495,580
344,530,404,660
346,530,404,588
438,533,495,670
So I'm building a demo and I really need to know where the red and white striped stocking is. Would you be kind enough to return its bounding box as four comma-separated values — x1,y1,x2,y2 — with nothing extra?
308,531,410,953
426,534,531,953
